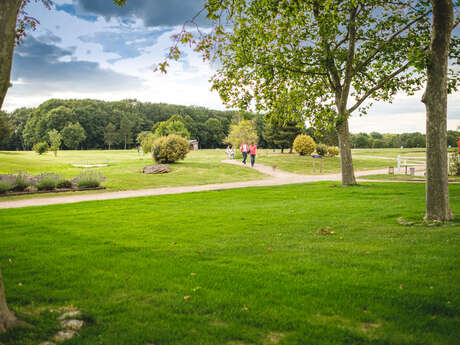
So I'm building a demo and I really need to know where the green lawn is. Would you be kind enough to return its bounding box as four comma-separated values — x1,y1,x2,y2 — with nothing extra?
256,151,391,175
351,148,426,157
362,174,460,181
1,182,459,345
0,150,265,193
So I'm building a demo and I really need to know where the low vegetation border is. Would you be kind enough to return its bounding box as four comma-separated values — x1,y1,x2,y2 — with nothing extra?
0,186,106,197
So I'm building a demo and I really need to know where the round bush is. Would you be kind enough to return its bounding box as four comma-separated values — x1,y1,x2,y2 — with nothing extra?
33,142,49,155
153,134,190,163
293,135,316,155
316,143,327,156
327,146,340,157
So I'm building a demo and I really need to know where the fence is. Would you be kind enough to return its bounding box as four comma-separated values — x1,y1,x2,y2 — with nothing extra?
397,153,456,174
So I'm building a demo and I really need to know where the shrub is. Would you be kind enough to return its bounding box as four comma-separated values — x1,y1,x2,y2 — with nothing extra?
316,143,328,156
14,172,31,191
327,146,340,157
450,153,460,176
36,173,59,191
0,180,14,194
33,142,49,155
57,179,73,189
153,134,189,163
74,171,105,189
293,135,316,155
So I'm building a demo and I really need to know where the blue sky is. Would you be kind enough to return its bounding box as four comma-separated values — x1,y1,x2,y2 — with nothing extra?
4,0,460,133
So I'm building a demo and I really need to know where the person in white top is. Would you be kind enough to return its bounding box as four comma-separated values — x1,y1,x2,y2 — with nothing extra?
225,145,231,159
240,141,249,164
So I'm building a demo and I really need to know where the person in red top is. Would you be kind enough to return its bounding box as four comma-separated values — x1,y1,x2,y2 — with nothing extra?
249,141,257,167
240,141,249,164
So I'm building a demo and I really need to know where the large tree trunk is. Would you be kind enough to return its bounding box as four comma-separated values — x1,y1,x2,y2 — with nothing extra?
336,118,357,185
0,269,19,333
0,0,22,334
0,0,21,109
422,0,453,221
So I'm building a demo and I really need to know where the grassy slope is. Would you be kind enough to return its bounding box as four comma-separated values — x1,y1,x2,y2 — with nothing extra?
1,182,459,345
0,150,265,192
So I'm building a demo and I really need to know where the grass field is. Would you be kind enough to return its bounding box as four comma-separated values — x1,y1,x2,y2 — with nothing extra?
0,149,396,200
1,182,459,345
363,174,460,181
351,148,427,157
0,150,265,193
256,153,390,175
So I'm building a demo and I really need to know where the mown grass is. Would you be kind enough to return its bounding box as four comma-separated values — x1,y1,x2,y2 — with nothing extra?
1,182,459,345
0,150,265,194
362,174,460,181
256,152,391,175
351,148,426,157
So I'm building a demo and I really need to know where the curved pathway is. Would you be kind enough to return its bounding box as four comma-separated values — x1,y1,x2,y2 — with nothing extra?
0,162,404,210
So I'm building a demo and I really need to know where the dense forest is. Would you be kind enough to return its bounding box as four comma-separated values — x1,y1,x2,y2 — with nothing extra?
0,99,239,150
0,98,458,151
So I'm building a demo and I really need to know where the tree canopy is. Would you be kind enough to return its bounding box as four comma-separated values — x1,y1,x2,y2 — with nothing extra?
162,0,459,184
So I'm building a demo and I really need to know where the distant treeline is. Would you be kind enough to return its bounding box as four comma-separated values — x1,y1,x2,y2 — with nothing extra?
0,99,241,150
348,131,460,149
0,98,458,151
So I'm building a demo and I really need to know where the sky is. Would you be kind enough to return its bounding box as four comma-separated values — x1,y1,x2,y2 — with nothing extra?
3,0,460,133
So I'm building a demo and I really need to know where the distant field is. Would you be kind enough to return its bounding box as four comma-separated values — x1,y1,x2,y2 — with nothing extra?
351,148,426,157
257,150,391,175
363,174,460,181
0,148,435,200
0,150,265,194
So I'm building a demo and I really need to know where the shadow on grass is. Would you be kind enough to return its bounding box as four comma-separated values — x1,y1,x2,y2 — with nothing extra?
0,310,60,345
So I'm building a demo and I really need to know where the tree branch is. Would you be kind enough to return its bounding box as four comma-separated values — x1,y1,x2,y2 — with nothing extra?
354,10,431,75
347,61,412,114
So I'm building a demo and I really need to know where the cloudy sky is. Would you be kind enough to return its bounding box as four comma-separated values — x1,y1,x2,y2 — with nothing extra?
4,0,460,133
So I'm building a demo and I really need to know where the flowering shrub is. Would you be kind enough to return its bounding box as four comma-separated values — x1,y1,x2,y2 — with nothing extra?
293,135,316,155
74,171,105,188
327,146,340,157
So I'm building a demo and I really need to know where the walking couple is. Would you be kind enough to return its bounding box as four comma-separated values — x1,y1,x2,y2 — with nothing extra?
240,141,257,167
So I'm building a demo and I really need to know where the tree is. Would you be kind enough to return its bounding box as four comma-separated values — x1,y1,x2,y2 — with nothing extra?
264,120,303,153
204,118,224,148
165,1,458,185
0,0,54,333
154,120,190,139
104,122,118,150
47,129,62,157
119,115,133,150
225,119,258,149
61,122,86,150
422,0,455,221
0,111,11,144
2,107,33,150
140,132,157,154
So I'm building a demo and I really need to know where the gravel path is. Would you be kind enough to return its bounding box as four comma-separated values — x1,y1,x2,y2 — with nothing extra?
0,162,401,210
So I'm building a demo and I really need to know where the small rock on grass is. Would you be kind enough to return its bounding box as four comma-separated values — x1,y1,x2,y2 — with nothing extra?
54,330,76,342
60,319,84,331
39,342,56,345
59,311,82,320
